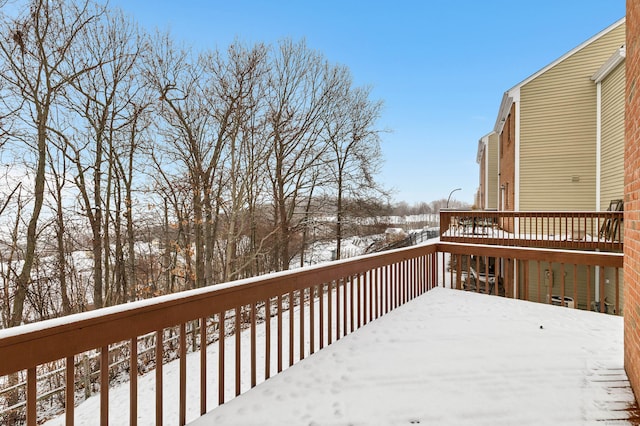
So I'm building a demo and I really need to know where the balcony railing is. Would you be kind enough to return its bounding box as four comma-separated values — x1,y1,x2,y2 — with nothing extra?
440,210,624,251
0,241,624,425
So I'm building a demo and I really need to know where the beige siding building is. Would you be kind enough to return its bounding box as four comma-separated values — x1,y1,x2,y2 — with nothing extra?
474,19,626,313
476,132,499,210
493,18,625,212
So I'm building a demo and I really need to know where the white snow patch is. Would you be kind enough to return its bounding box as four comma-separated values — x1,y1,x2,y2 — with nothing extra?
192,288,633,426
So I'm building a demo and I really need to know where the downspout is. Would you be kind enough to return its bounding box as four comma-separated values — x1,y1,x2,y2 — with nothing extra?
513,90,521,299
514,93,521,212
595,81,602,305
484,140,489,209
595,81,602,211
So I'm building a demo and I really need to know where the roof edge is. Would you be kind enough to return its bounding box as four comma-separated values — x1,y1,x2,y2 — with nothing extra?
493,92,513,134
493,17,625,134
591,45,626,83
508,17,625,92
476,132,495,164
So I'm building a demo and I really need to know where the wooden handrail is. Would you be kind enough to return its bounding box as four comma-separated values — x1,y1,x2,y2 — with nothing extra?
0,243,436,377
0,241,625,425
440,210,624,251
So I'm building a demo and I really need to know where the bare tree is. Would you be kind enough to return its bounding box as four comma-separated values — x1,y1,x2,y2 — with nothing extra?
144,33,215,289
45,139,72,315
53,7,143,308
201,42,270,281
0,0,106,325
324,83,384,259
265,39,335,271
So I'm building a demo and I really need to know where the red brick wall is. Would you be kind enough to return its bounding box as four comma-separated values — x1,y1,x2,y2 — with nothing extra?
625,0,640,402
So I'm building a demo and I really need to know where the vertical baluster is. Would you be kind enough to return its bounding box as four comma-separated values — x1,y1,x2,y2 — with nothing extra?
504,258,511,299
560,263,565,307
342,277,348,336
299,290,305,359
451,254,462,290
587,266,592,312
277,295,283,372
405,259,409,302
218,312,225,405
235,307,241,396
130,337,138,426
265,298,271,379
364,271,369,323
523,260,529,301
310,287,315,354
357,273,362,327
433,252,438,289
599,267,606,313
289,292,294,366
200,317,207,415
537,261,541,303
403,260,409,303
251,304,257,387
179,324,186,426
449,253,454,290
27,367,36,426
373,268,378,319
100,346,109,426
385,266,390,313
369,269,375,319
616,267,620,315
155,330,163,426
474,255,480,293
407,260,411,301
319,285,324,350
336,279,341,341
66,355,74,426
395,263,401,308
573,264,578,309
546,262,552,304
328,283,333,345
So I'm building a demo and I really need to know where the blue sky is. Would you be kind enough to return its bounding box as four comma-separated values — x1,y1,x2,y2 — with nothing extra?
110,0,625,205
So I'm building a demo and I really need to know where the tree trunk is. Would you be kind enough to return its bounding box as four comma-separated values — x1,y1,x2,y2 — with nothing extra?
10,109,48,327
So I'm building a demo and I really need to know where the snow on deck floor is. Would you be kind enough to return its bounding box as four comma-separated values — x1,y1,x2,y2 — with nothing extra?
191,287,635,426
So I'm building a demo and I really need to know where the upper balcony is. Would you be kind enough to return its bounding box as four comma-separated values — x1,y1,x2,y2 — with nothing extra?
1,240,636,425
440,209,624,252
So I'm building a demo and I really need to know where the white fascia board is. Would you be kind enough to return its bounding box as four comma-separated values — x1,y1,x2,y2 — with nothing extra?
494,87,520,134
476,138,485,164
591,45,626,83
493,92,513,134
476,131,495,164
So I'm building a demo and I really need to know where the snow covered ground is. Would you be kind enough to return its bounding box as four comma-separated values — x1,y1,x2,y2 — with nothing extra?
43,285,636,425
192,288,635,426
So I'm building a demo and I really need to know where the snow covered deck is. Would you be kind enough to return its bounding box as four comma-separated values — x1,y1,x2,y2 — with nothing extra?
191,288,637,425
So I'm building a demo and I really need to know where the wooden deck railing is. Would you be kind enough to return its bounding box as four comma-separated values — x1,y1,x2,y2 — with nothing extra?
440,241,624,314
0,242,624,425
440,210,624,251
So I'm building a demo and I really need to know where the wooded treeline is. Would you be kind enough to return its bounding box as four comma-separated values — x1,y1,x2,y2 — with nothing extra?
0,0,386,328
